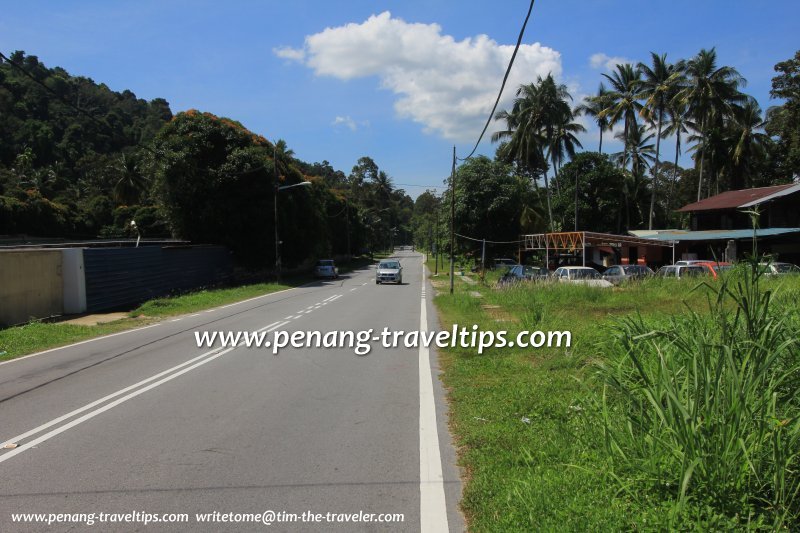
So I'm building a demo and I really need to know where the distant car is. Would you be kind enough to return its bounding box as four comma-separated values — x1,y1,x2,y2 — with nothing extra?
602,264,654,285
492,258,518,270
656,265,706,278
552,266,612,287
376,259,402,284
497,265,549,287
759,262,800,275
695,261,734,279
314,259,338,279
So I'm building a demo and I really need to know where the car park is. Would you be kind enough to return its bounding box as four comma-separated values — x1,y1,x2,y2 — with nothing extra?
601,264,654,285
314,259,338,279
695,261,733,279
552,266,612,287
376,259,403,284
497,264,549,287
759,262,800,275
656,264,706,278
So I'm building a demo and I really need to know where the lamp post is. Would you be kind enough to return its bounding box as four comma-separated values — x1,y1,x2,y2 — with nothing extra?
274,180,311,282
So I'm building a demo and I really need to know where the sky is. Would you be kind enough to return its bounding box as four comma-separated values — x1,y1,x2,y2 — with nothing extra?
1,0,798,197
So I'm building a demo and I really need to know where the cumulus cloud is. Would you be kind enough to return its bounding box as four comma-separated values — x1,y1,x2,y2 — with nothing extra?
273,46,306,61
590,52,634,71
332,115,358,131
274,11,562,141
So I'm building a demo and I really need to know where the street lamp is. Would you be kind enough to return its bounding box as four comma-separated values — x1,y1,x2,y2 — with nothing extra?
274,180,311,282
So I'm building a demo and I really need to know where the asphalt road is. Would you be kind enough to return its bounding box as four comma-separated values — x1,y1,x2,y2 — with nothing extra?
0,251,463,532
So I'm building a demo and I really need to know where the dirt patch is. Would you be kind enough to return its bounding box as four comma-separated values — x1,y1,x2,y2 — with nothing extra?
63,312,129,326
480,304,518,323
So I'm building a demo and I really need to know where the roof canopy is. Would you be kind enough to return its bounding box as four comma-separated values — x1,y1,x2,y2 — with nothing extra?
522,232,674,251
677,183,800,212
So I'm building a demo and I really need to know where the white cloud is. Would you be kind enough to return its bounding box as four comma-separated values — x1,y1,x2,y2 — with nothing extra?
274,11,562,141
332,115,358,131
590,52,634,71
273,46,305,61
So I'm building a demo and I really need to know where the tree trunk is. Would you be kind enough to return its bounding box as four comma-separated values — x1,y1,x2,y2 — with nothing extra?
696,118,706,201
648,106,664,230
666,130,681,216
598,128,603,155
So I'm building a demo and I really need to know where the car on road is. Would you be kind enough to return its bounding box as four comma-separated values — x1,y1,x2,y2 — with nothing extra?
552,266,612,287
601,264,654,285
759,262,800,275
656,264,706,278
376,259,402,284
314,259,338,279
497,264,549,287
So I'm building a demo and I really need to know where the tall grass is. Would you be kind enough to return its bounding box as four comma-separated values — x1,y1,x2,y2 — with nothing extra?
597,257,800,527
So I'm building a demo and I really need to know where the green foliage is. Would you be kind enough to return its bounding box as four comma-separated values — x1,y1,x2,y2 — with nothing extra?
552,152,626,233
597,262,800,527
766,50,800,181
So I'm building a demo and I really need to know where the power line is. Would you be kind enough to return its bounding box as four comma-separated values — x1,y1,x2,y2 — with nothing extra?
455,232,523,244
458,0,535,162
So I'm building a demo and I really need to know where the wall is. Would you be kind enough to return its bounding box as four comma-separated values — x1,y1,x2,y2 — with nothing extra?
0,250,63,326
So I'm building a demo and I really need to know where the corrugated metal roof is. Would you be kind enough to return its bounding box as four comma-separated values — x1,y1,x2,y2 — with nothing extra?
677,184,799,212
638,228,800,242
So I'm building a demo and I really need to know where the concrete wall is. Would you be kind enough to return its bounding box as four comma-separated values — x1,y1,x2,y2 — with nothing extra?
0,250,64,326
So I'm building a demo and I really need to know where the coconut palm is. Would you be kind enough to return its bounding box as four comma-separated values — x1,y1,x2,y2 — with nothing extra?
600,63,644,173
112,153,149,205
662,99,691,214
614,124,655,228
677,48,747,200
727,99,772,189
575,83,612,154
638,53,685,229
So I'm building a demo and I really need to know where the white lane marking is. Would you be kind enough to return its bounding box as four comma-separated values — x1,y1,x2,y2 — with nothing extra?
0,345,227,449
0,346,236,465
170,318,182,322
189,314,201,318
1,280,327,368
284,315,293,320
350,288,357,292
362,282,369,286
419,262,449,532
254,321,281,333
257,321,289,333
322,295,337,303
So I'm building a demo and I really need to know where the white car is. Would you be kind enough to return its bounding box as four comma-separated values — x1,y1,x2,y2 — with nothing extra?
552,266,612,287
759,262,800,275
314,259,338,279
656,264,706,278
376,259,402,284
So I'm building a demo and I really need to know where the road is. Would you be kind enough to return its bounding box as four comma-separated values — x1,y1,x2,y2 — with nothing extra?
0,251,463,532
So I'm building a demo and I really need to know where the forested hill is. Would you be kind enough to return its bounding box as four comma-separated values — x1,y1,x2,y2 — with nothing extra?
0,51,173,238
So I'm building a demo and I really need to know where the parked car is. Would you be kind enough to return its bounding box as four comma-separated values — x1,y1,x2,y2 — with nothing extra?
314,259,338,279
759,262,800,275
552,266,612,287
492,258,518,270
376,259,402,284
676,259,712,266
497,265,549,287
695,261,733,279
601,264,654,285
656,264,706,278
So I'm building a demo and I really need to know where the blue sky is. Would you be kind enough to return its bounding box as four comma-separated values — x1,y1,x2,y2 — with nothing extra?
2,1,797,197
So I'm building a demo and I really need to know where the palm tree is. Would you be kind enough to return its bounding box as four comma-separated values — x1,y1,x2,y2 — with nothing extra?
727,99,772,189
677,48,747,200
614,124,655,228
575,83,612,154
662,99,691,215
638,53,685,229
112,153,149,205
600,63,643,173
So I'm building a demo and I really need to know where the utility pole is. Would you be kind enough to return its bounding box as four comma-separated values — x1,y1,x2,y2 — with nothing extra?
274,142,281,282
434,207,439,275
449,146,456,295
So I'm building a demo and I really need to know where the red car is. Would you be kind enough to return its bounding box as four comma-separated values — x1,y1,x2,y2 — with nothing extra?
695,261,733,279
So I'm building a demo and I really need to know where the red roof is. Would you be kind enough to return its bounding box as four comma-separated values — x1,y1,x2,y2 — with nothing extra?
677,184,799,212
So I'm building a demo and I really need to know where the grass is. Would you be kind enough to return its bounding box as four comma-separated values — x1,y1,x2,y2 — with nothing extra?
0,255,378,362
425,255,800,530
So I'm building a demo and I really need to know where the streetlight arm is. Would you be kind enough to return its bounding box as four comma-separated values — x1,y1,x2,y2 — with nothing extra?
277,181,312,192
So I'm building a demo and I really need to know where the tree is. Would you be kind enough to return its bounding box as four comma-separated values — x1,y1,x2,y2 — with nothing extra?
614,124,655,229
575,83,612,154
765,50,800,181
638,53,685,229
551,152,626,233
600,63,644,174
678,48,747,200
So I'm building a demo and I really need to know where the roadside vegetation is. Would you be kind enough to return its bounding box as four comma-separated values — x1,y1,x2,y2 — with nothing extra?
427,257,800,530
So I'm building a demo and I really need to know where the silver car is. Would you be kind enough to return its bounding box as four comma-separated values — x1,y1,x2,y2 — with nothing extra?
314,259,338,279
602,264,654,285
376,260,402,284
